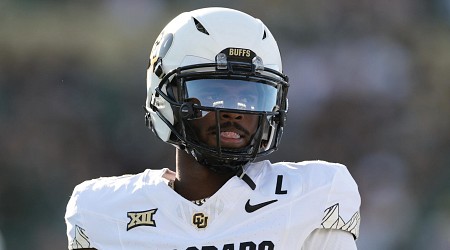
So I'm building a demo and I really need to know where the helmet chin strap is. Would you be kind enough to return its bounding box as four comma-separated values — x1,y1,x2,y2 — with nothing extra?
187,145,250,174
187,148,257,190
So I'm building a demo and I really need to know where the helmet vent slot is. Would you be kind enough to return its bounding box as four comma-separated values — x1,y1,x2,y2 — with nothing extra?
262,30,267,40
193,18,209,35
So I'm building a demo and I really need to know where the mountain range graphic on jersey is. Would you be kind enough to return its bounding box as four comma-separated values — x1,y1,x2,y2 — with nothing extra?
321,203,360,238
70,225,92,249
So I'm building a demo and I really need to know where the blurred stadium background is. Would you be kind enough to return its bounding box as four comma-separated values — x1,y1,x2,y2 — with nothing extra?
1,0,450,249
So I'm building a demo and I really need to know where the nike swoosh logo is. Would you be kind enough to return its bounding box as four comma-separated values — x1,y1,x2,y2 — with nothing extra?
245,199,278,213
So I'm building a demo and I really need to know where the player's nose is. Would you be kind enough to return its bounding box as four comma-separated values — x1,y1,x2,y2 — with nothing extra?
220,112,243,120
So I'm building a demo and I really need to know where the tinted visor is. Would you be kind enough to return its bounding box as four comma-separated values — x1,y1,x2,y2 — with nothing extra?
185,79,278,112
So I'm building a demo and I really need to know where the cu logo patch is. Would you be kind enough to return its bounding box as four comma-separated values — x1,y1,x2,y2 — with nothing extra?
126,208,157,231
192,213,208,229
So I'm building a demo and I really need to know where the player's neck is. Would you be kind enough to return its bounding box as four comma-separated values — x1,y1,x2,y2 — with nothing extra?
174,149,235,201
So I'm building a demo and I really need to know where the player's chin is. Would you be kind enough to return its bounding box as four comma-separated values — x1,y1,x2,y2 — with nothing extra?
220,140,247,148
222,137,252,149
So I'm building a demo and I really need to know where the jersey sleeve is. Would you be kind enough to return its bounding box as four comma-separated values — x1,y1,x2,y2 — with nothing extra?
321,164,361,239
301,228,357,250
65,182,98,250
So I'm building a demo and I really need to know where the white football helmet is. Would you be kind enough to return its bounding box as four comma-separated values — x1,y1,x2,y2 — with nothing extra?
145,7,289,172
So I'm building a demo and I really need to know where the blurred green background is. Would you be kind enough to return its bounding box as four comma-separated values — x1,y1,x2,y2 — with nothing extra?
1,0,450,249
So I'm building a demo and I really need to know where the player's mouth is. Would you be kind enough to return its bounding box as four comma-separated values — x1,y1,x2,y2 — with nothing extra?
209,130,246,147
205,122,251,147
220,131,243,143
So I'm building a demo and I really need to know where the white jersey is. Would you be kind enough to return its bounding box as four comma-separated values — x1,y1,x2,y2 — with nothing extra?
65,160,361,249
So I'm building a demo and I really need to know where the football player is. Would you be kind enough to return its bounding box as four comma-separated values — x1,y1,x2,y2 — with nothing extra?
65,7,361,249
